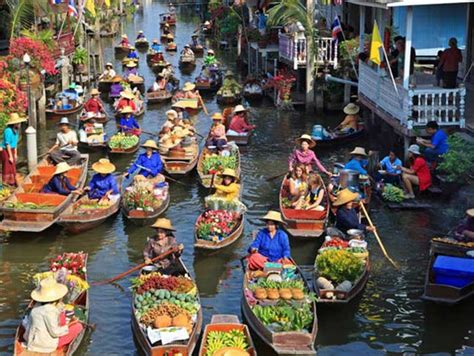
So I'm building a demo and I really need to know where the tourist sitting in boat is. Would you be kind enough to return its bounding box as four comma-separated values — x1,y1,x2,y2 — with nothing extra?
288,134,332,176
119,106,141,136
78,113,105,145
294,173,326,211
454,208,474,242
2,113,26,187
333,188,376,236
84,88,105,114
149,74,168,92
62,83,79,102
144,218,183,273
23,278,83,354
136,30,146,40
206,113,228,150
227,105,256,135
125,140,164,181
160,63,174,79
123,61,138,78
288,164,308,205
416,121,449,164
220,71,242,95
183,82,200,99
127,46,139,59
83,159,120,202
150,38,162,52
344,147,369,175
115,90,137,112
181,44,194,57
377,150,402,185
109,76,124,98
204,49,217,66
212,169,240,201
99,62,116,81
247,210,292,270
42,162,79,196
400,144,432,199
335,103,360,134
119,34,130,47
48,117,82,166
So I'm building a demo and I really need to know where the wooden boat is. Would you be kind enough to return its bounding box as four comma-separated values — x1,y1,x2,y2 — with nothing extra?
131,257,202,355
78,140,107,153
146,90,173,104
197,145,241,188
190,44,204,56
57,177,123,233
46,102,84,120
194,212,244,250
243,82,264,101
80,111,109,124
14,253,89,355
166,44,177,52
121,185,170,225
217,92,242,106
114,45,131,55
311,126,365,148
161,138,199,176
241,261,318,355
195,78,221,93
421,238,474,305
198,315,256,356
313,257,370,304
98,79,114,92
222,108,252,146
179,55,196,67
160,12,177,26
108,135,140,154
134,39,149,50
0,155,89,232
279,177,330,238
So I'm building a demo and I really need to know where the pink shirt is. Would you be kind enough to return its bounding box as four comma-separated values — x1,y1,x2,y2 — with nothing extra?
288,149,329,174
229,115,254,133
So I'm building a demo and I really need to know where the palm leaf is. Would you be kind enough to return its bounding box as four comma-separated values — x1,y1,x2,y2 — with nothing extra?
7,0,52,39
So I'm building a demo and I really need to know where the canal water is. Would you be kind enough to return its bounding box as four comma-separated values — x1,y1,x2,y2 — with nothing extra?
1,1,473,354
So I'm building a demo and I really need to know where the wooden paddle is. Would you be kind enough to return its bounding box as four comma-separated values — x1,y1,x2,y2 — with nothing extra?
135,164,192,187
359,202,399,269
198,94,209,115
92,247,179,286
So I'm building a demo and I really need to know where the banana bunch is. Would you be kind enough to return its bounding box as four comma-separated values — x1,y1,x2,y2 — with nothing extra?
205,329,248,356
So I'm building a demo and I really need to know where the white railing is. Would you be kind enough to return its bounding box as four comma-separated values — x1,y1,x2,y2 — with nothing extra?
317,37,338,68
358,62,466,128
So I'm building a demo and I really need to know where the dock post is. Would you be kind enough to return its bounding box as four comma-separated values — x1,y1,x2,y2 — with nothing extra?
25,126,38,173
61,49,70,92
38,86,47,128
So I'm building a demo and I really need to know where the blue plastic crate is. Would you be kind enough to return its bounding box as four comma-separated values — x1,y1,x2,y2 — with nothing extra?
433,255,474,288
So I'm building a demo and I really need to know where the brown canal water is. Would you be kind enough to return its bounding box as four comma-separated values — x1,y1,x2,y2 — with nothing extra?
1,1,474,354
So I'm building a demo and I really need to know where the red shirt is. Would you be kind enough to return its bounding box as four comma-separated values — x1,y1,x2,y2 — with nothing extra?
412,157,431,191
84,98,104,113
116,98,137,112
440,47,462,72
229,115,255,133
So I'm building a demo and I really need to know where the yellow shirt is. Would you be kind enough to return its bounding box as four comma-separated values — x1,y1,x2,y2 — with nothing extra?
213,182,240,201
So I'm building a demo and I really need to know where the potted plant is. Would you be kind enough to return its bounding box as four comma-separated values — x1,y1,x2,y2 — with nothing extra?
72,47,88,74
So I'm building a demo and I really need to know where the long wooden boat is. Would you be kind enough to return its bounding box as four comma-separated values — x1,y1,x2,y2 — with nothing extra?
194,213,244,250
135,39,149,50
241,261,318,355
190,44,204,56
78,140,107,153
195,78,221,93
161,139,199,176
0,155,89,232
46,103,84,120
198,314,256,356
160,12,177,26
114,105,145,119
14,253,89,356
421,238,474,305
132,257,202,356
311,126,365,148
121,187,170,225
114,45,131,55
179,55,196,67
80,111,109,124
57,177,123,233
217,92,242,106
279,177,330,238
243,83,263,102
313,258,370,304
146,90,173,104
197,145,241,188
222,107,252,146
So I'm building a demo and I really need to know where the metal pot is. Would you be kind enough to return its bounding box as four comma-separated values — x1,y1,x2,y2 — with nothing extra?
347,229,364,239
340,169,360,190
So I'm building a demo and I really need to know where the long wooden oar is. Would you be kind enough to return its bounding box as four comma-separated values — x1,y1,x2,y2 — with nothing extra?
266,171,288,182
360,202,399,269
198,95,209,115
92,247,179,286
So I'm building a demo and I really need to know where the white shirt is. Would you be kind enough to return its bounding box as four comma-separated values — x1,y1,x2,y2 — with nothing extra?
56,130,78,151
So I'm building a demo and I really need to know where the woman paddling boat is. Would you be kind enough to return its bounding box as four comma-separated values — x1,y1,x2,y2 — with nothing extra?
289,134,332,177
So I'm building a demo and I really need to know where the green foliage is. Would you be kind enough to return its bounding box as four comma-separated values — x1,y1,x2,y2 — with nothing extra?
208,0,221,12
7,0,51,38
315,249,364,284
20,29,57,51
221,9,241,35
382,184,405,203
72,47,88,65
437,135,474,183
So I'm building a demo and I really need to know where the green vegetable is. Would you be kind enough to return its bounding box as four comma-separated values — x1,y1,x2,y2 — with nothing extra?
437,134,474,183
381,184,405,203
109,133,139,149
252,301,313,332
202,154,237,175
315,249,364,284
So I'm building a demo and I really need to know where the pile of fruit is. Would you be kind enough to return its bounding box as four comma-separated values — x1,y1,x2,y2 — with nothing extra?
123,182,167,211
108,132,139,150
131,272,195,295
0,186,12,202
382,184,405,203
139,302,193,332
196,209,239,241
204,329,249,356
4,202,56,210
201,153,237,175
252,302,313,332
76,199,111,212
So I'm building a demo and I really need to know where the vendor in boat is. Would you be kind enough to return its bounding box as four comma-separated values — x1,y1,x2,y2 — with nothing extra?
23,278,84,354
454,208,474,242
150,38,162,52
333,188,375,235
84,88,105,114
288,164,308,205
144,218,183,271
344,147,369,175
377,150,402,185
288,134,331,176
150,73,167,92
123,61,138,78
115,90,137,112
183,82,200,99
136,30,146,40
83,159,120,202
247,211,292,270
125,140,164,181
42,162,79,196
294,173,326,211
181,44,194,57
162,23,171,35
204,49,217,66
191,34,200,47
127,46,139,59
416,121,449,164
227,105,256,135
152,50,165,64
109,76,124,98
119,106,141,136
206,113,228,150
220,71,242,95
400,144,432,199
160,63,174,80
212,168,240,201
1,113,27,187
335,103,360,134
48,117,82,166
119,33,130,47
99,62,116,81
63,83,79,102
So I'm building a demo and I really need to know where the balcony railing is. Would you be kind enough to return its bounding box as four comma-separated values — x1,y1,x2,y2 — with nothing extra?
358,62,466,129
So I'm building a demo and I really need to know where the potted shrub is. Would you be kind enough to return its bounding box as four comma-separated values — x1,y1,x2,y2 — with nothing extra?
72,47,88,74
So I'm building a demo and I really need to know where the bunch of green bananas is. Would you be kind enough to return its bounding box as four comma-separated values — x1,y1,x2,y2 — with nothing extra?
382,184,405,203
205,329,248,356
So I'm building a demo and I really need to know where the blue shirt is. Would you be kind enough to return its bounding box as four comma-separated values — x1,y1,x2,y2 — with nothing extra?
344,158,367,175
128,152,163,177
88,173,119,199
151,44,162,52
2,127,19,149
42,175,77,196
249,228,291,261
120,116,139,132
63,89,78,101
335,207,367,234
128,51,139,59
380,156,402,175
431,129,448,155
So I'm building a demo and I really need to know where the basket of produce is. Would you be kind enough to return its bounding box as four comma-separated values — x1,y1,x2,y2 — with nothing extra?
108,133,140,153
196,210,240,242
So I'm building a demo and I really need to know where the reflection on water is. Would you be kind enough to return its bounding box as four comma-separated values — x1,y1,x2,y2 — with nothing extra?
1,1,473,355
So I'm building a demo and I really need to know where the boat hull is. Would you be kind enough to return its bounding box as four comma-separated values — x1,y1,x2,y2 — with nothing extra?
122,193,170,225
194,214,244,250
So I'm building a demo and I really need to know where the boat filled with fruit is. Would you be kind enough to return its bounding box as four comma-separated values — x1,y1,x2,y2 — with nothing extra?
131,258,202,355
108,132,140,154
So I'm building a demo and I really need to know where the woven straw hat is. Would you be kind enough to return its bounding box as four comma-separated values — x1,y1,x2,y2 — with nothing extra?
220,168,238,180
90,88,100,96
208,49,214,54
167,33,174,39
112,76,122,83
260,210,285,224
126,61,137,68
333,188,359,206
120,106,134,114
122,34,128,38
142,139,159,150
234,104,247,113
225,70,234,77
344,103,360,115
120,90,135,99
31,278,68,303
182,82,195,92
106,62,113,68
153,38,158,43
166,110,178,120
350,146,368,156
7,113,27,126
211,112,223,121
54,162,73,175
151,218,176,231
296,134,316,148
466,209,474,218
92,158,116,174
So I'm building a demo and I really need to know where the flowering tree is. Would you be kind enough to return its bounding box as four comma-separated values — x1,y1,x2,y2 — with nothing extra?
264,69,296,110
9,37,58,75
0,78,28,135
